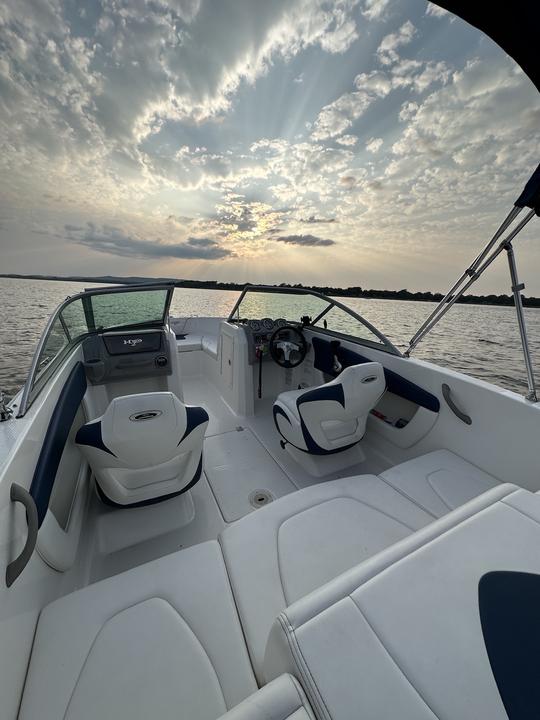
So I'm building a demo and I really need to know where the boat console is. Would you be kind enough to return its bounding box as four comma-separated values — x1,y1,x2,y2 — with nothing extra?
81,328,172,385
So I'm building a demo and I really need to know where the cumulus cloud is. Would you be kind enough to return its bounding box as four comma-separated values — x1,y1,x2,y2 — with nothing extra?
65,223,231,259
275,234,336,246
361,0,392,20
377,21,416,65
335,134,359,146
366,137,383,153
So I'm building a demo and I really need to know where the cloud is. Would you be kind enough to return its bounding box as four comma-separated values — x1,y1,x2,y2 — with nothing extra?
301,216,337,224
65,223,231,259
335,134,359,146
425,4,450,18
377,20,416,65
186,237,219,247
275,234,336,246
366,137,383,153
361,0,392,20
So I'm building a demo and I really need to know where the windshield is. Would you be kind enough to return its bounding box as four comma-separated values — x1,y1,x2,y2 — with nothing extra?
229,286,397,351
21,285,173,414
231,289,331,324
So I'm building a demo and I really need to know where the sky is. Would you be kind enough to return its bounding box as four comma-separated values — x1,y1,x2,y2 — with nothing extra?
0,0,539,293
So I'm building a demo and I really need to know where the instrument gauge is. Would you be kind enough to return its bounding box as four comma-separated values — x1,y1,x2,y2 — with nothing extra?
261,318,274,331
275,318,286,328
248,319,262,332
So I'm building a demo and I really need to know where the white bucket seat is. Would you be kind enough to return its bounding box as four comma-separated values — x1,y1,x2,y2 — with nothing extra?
273,362,385,455
76,391,208,507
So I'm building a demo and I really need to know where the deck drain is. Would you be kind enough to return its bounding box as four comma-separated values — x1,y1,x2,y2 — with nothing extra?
249,489,274,509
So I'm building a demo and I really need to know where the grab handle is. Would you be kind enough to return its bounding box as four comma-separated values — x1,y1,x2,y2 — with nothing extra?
442,383,472,425
6,484,38,588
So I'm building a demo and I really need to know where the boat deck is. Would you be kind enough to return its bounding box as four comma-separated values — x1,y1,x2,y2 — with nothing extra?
84,374,390,584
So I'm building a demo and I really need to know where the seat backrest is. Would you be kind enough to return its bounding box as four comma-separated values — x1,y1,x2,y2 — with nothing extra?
296,362,385,452
101,392,188,466
76,391,208,506
326,362,385,420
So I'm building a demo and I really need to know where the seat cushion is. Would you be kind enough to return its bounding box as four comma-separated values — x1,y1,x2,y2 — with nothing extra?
177,334,203,351
379,449,500,517
219,475,434,682
263,484,529,720
20,542,257,720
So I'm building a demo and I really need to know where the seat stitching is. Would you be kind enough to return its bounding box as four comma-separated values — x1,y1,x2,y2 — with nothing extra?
349,598,441,719
275,495,423,606
61,596,227,720
425,471,454,511
277,614,333,720
289,675,309,715
377,474,438,518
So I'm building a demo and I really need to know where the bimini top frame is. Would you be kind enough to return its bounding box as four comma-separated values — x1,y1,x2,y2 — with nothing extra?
16,282,175,417
228,284,402,356
406,164,540,402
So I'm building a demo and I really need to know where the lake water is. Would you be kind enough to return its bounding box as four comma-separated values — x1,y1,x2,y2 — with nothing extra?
1,276,539,399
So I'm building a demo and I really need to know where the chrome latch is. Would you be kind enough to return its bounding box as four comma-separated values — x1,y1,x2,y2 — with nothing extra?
0,391,13,422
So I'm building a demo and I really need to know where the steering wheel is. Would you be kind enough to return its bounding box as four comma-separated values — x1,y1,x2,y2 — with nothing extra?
269,325,308,368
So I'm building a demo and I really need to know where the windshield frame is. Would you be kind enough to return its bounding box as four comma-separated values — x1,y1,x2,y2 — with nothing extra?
227,285,401,356
17,283,174,417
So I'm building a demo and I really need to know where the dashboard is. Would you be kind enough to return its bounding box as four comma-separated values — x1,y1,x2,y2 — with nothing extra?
235,317,288,363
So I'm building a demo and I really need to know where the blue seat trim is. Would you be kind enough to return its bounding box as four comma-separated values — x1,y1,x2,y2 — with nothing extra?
273,383,357,456
75,420,116,457
179,405,209,445
30,362,87,527
95,454,204,508
312,337,440,413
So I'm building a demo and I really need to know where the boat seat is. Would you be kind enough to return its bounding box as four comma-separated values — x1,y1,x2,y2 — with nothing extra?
220,449,501,682
19,542,257,720
263,483,540,719
177,334,219,357
177,334,203,352
76,391,208,507
379,449,501,517
273,363,386,455
219,474,434,682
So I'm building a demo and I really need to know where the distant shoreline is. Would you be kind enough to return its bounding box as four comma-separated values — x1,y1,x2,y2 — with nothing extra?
2,273,539,308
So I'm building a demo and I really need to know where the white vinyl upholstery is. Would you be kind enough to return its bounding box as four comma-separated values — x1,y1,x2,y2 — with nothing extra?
379,449,501,517
273,363,385,454
76,391,208,506
220,474,434,682
20,542,257,720
263,484,540,720
217,675,315,720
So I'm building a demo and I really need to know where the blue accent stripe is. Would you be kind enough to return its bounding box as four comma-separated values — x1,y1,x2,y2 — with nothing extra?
75,420,116,457
179,405,209,445
30,361,87,527
297,382,351,455
312,336,440,413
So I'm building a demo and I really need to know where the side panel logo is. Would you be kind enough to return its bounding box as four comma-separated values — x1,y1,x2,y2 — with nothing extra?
124,338,143,346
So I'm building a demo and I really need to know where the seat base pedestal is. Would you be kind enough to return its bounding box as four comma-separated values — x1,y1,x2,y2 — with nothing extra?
282,442,365,477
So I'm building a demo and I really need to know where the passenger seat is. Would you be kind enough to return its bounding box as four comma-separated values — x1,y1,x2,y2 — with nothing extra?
220,449,500,681
19,542,257,720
